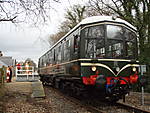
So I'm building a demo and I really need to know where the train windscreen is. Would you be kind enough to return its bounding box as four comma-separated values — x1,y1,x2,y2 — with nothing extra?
83,24,137,59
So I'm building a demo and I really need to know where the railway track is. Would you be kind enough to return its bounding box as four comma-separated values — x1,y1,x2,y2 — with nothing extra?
44,85,105,113
116,102,150,113
45,85,150,113
67,96,105,113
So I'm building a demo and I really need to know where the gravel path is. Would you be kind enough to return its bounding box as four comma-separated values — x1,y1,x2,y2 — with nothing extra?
1,82,91,113
0,80,150,113
42,86,91,113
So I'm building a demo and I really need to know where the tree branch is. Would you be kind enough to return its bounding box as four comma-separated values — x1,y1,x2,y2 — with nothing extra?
0,16,17,22
100,0,124,17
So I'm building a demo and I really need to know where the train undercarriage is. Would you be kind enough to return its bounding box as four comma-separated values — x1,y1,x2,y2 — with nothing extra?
40,74,130,102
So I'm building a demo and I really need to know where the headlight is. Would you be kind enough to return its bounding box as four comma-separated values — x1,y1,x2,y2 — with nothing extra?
116,67,120,72
132,67,136,72
91,66,97,71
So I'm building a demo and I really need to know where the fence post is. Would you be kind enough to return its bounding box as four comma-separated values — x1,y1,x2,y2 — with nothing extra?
0,66,6,84
16,66,17,81
140,65,147,105
32,67,34,80
0,68,2,85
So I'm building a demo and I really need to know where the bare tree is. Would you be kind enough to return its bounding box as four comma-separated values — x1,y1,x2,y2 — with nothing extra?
64,4,87,29
24,58,37,69
0,0,60,25
48,4,88,45
87,0,114,16
88,0,150,64
48,31,66,45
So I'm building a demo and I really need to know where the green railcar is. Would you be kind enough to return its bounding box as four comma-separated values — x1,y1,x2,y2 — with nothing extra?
38,16,139,101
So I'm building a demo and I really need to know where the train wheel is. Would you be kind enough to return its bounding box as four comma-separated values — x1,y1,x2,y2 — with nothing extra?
59,81,65,91
54,78,60,89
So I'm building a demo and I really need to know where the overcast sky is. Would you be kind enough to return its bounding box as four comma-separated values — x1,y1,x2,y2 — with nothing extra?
0,0,86,64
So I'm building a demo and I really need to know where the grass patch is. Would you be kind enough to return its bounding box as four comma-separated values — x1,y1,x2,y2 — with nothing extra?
0,84,6,112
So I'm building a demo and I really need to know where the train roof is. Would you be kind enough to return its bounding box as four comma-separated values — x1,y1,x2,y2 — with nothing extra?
40,16,136,59
79,16,136,30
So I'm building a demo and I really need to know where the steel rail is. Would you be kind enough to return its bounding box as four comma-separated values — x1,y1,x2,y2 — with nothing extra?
44,86,150,113
64,96,106,113
45,86,105,113
116,102,150,113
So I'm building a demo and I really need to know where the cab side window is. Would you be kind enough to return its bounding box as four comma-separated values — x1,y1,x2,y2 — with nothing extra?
74,35,79,53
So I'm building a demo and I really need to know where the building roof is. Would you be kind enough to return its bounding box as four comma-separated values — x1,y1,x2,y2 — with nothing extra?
0,56,13,66
0,60,8,68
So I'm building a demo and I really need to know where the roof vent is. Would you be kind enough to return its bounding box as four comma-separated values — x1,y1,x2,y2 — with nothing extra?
112,15,117,20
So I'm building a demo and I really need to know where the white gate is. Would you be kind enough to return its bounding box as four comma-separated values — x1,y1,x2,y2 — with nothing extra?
15,66,39,81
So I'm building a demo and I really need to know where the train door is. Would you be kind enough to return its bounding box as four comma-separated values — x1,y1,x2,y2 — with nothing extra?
72,29,80,60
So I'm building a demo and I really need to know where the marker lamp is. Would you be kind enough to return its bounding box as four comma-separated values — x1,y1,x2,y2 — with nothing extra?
116,67,120,72
91,66,97,71
132,67,136,72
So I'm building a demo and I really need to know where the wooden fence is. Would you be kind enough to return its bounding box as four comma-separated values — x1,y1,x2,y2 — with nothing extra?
0,66,6,97
0,66,6,85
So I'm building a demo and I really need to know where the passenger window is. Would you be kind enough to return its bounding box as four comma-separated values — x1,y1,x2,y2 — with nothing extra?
74,35,79,53
65,40,70,60
61,43,64,61
55,48,58,63
53,49,55,62
49,51,52,65
42,59,44,66
58,45,61,63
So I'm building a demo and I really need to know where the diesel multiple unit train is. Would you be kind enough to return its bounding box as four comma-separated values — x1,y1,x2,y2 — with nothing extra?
38,16,139,101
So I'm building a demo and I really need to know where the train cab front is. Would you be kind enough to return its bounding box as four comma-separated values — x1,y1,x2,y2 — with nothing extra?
105,77,130,99
81,61,139,101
